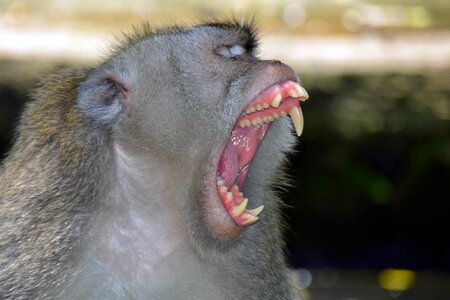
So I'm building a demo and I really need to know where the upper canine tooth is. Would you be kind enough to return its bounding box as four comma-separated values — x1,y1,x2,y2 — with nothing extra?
294,83,309,101
288,89,299,98
288,106,304,136
271,92,282,108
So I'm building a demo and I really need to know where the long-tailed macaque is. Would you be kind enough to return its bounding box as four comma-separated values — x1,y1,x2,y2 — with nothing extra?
0,20,309,299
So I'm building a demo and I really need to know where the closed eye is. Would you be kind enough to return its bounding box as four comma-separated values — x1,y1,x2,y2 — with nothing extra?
216,45,246,59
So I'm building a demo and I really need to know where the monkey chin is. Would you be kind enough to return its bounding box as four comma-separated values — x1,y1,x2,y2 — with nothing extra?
205,80,309,241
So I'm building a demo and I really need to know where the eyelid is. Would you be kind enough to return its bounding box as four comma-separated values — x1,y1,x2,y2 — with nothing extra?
216,44,246,58
229,45,245,57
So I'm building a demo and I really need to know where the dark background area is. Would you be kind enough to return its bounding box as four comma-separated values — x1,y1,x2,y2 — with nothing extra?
285,71,450,271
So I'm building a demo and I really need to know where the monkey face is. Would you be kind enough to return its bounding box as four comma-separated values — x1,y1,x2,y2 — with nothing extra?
78,21,309,241
166,23,309,240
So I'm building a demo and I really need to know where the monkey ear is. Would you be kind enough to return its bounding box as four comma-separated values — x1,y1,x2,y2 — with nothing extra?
77,71,129,126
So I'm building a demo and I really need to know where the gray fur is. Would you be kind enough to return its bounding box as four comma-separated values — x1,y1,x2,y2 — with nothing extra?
0,20,301,299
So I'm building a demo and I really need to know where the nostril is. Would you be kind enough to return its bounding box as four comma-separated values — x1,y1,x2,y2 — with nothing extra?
271,60,282,65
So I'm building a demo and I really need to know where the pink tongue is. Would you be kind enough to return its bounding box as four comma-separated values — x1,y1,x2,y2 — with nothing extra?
217,142,239,187
218,124,270,190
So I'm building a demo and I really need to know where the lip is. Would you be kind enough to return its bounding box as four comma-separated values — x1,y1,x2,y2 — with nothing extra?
240,78,299,115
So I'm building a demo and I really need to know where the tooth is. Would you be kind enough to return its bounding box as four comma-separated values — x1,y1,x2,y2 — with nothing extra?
289,106,304,136
231,184,240,193
294,83,309,101
217,177,225,185
273,112,279,119
219,185,228,192
239,120,246,128
245,120,251,127
226,192,233,202
288,89,299,98
257,117,263,124
232,198,248,217
268,115,274,121
252,119,259,126
263,103,269,108
250,107,256,112
271,92,282,108
240,213,259,226
247,205,264,216
256,104,263,111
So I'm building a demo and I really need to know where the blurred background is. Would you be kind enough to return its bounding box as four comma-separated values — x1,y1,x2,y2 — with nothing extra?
0,0,449,299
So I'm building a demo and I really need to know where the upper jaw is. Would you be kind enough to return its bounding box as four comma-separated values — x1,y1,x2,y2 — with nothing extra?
237,80,309,136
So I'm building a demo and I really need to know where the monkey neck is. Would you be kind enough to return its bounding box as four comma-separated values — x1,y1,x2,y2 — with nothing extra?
87,143,191,282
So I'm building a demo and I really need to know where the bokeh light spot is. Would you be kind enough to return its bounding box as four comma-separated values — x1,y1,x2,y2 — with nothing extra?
378,269,416,292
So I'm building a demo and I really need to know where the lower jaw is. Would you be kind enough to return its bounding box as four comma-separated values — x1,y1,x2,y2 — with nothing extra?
204,194,243,241
203,142,246,241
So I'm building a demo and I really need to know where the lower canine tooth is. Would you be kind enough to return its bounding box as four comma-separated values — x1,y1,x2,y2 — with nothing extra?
288,106,304,136
232,198,248,217
248,205,264,216
240,213,259,226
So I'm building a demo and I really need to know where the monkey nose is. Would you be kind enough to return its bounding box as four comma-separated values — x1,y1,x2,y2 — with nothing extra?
270,60,282,65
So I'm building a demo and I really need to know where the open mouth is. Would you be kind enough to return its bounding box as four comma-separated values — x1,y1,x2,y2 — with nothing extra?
216,80,309,226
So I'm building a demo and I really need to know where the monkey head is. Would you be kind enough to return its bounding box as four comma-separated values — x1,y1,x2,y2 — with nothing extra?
77,20,309,242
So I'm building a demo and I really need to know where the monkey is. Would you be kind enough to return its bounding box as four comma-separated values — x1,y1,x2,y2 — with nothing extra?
0,19,309,299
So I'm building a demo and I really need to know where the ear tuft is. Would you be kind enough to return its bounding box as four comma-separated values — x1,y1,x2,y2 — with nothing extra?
77,72,128,126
